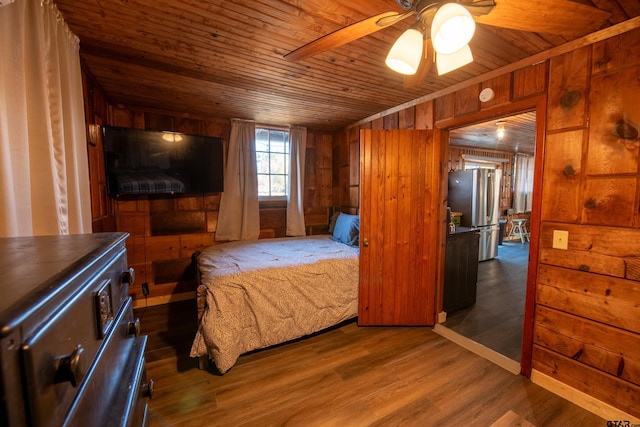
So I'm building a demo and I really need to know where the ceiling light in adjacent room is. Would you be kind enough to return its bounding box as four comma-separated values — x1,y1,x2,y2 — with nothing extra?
496,122,506,140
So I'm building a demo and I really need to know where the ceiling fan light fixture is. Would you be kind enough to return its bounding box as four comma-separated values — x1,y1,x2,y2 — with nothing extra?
431,3,476,55
385,27,424,75
435,44,473,75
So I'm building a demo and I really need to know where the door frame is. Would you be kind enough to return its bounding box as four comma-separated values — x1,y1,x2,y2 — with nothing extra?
435,95,547,376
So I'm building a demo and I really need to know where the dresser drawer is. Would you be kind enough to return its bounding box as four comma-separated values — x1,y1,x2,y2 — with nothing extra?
65,334,150,427
20,248,134,427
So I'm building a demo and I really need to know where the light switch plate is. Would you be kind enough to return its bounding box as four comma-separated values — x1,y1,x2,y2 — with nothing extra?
552,230,569,250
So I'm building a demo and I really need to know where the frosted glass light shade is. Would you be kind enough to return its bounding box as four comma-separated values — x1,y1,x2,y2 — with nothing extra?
435,44,473,75
431,3,476,55
385,28,424,75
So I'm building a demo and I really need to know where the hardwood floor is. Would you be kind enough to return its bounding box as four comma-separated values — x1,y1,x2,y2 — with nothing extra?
136,300,604,426
443,241,529,361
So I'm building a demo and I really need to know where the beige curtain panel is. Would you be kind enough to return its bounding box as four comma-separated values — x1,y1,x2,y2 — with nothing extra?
215,119,260,241
0,0,91,237
286,126,307,236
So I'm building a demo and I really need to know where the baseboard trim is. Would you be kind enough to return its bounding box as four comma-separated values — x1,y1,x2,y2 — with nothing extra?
531,369,640,423
433,324,520,375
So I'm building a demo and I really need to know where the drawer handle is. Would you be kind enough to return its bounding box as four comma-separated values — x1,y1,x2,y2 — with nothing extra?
142,378,154,399
127,318,141,337
121,268,135,286
54,344,85,387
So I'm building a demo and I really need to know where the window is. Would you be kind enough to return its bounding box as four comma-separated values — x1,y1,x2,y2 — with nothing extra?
256,128,290,200
513,153,534,213
464,161,498,170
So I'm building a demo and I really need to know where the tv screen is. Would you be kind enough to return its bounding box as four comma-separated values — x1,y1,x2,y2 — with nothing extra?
102,126,224,198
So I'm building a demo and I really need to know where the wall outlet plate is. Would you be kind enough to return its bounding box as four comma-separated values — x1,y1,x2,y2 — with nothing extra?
552,230,569,250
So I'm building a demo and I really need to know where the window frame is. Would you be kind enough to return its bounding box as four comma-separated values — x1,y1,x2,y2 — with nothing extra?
255,126,290,203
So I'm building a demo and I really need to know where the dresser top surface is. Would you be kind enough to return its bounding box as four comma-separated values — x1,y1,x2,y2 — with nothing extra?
0,232,128,333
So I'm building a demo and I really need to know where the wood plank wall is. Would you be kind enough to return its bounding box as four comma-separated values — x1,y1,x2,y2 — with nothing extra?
81,75,335,307
338,27,640,417
533,28,640,417
82,69,116,233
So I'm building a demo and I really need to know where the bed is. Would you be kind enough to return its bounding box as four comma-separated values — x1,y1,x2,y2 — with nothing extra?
190,213,360,373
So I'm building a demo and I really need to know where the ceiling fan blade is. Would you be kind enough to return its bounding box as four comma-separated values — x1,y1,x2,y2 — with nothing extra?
403,39,434,89
472,0,610,37
284,11,415,62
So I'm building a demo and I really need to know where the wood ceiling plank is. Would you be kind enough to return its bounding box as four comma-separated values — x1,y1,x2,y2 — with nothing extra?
449,112,537,154
614,0,640,17
53,0,640,131
588,0,630,23
66,2,411,97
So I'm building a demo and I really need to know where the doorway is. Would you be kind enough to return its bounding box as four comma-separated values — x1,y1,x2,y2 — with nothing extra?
439,111,537,366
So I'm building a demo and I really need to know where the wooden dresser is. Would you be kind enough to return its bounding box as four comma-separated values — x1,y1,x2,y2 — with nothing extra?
0,232,152,427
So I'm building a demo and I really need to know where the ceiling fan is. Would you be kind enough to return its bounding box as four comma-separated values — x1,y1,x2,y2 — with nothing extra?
284,0,610,85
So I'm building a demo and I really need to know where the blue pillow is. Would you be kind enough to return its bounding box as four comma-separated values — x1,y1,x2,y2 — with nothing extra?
330,213,359,247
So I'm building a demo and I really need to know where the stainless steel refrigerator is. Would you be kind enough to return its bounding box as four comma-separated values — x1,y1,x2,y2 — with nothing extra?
448,168,502,261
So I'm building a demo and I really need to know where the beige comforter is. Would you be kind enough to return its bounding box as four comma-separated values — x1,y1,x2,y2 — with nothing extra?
190,235,359,373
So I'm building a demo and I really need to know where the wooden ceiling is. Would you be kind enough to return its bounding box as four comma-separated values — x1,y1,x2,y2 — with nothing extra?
53,0,640,132
449,111,536,154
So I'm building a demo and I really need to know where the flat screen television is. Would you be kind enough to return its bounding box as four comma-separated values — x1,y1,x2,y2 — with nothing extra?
102,126,224,198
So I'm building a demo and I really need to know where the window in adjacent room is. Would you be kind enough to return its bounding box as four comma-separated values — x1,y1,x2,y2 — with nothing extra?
256,127,290,200
464,161,498,170
513,153,534,213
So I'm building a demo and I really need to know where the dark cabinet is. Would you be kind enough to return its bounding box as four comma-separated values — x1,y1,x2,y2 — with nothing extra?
443,230,480,313
0,232,151,427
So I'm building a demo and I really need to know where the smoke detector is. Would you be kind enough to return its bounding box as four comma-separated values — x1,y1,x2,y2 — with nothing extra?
479,88,495,103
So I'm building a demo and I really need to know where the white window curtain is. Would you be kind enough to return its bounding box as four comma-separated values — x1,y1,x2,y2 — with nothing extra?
215,119,260,241
286,126,307,236
513,153,534,213
0,0,91,237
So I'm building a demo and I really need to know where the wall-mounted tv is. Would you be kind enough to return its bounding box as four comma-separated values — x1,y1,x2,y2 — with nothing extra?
102,126,224,198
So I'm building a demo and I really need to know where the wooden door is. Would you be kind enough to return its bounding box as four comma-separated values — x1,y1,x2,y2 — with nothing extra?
358,129,442,325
